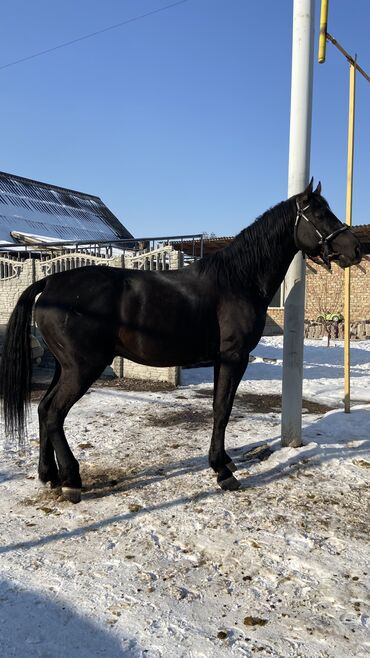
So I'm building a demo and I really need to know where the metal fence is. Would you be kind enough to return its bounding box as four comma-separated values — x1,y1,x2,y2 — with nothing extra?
0,233,204,279
0,233,204,258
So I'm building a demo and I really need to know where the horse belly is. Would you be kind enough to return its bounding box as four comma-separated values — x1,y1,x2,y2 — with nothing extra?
116,318,217,367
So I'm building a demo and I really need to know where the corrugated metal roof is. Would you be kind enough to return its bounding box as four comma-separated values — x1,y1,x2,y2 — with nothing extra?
0,171,133,244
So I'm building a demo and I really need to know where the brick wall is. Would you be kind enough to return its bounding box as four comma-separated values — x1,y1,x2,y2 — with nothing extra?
265,308,284,334
265,258,370,335
305,259,369,321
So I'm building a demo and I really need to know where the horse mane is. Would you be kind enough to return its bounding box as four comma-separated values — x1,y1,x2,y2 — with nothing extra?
195,198,295,293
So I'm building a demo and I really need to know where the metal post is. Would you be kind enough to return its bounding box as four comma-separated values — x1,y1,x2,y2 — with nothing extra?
317,0,369,412
318,0,329,64
344,60,356,412
281,0,315,447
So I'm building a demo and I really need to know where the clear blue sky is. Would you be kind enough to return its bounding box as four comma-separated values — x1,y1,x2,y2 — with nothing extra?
1,1,369,238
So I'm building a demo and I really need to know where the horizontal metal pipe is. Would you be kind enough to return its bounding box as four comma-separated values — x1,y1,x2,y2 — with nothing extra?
327,32,370,82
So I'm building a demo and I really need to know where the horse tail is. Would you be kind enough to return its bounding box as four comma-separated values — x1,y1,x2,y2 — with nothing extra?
0,278,46,445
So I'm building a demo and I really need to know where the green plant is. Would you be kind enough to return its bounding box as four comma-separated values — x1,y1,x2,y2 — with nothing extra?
316,312,344,323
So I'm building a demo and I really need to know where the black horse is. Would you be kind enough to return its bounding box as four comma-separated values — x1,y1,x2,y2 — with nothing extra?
0,180,362,502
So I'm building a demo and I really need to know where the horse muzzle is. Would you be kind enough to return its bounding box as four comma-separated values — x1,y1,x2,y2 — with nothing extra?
335,244,362,269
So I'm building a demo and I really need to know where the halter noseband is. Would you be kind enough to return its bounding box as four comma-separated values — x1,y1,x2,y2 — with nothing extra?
294,199,349,270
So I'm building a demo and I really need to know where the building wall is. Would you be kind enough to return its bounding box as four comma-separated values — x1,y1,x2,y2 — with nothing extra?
305,259,369,320
265,308,284,334
266,259,370,334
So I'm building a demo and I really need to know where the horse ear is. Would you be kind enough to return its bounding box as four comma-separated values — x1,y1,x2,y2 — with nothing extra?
314,181,322,195
300,177,314,201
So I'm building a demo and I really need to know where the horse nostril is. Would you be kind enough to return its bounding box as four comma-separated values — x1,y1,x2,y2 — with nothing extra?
355,245,362,260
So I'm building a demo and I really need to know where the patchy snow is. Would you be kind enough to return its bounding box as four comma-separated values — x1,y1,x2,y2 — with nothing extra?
0,337,369,658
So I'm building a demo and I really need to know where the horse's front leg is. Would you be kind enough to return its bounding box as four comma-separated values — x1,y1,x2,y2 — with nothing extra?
212,359,237,474
209,355,248,491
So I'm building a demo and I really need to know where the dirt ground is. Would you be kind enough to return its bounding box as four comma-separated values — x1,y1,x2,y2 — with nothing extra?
30,373,333,416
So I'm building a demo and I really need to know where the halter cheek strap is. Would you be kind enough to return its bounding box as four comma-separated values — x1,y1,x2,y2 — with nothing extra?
294,200,349,270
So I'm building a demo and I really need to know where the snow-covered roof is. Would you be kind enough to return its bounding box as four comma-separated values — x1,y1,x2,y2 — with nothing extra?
0,171,133,244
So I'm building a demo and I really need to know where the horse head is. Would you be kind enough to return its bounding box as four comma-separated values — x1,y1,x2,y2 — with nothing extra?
294,179,362,269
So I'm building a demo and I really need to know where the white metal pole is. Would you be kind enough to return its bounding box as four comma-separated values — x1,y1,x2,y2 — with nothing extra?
281,0,315,447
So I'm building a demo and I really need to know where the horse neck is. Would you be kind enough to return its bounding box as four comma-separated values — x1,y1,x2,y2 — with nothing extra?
227,198,298,303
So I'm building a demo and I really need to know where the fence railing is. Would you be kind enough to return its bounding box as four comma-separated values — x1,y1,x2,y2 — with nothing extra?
0,256,23,280
39,252,117,276
0,233,204,280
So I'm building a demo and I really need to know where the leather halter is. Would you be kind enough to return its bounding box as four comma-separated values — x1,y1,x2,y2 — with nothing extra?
294,199,349,269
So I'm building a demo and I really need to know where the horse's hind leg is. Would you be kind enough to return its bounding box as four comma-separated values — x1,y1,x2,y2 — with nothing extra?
38,360,61,487
44,360,107,503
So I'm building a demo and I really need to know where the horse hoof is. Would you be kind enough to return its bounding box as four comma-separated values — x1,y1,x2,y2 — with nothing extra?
226,461,237,472
62,487,82,504
218,475,241,491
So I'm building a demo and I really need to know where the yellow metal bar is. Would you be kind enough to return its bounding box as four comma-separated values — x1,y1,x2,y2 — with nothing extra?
318,16,369,413
318,0,329,63
344,61,356,413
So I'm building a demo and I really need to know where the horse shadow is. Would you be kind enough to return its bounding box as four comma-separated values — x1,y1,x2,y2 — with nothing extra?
0,578,136,657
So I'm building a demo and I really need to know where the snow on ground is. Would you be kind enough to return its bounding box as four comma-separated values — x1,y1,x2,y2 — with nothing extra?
0,337,369,658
